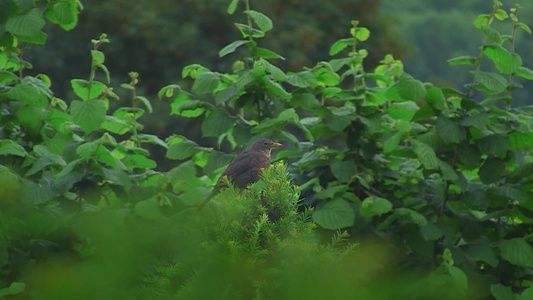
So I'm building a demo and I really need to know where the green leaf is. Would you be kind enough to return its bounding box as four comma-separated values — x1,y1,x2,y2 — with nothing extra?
508,163,533,183
313,198,355,230
447,56,478,66
234,23,265,38
102,168,132,192
20,181,55,205
481,96,513,107
491,284,515,300
473,14,490,28
134,134,168,148
172,96,210,118
478,158,505,184
252,47,285,60
315,185,348,200
499,238,533,268
264,60,287,81
0,166,21,201
6,8,45,36
439,160,458,181
18,105,50,130
169,160,203,187
243,10,273,32
395,75,425,101
0,282,25,297
520,286,533,300
325,106,356,131
201,109,235,137
313,68,340,86
166,139,200,160
264,78,290,99
101,116,132,135
0,70,18,85
158,84,181,99
123,154,157,169
215,86,240,104
383,132,402,154
476,134,509,157
134,197,164,221
461,113,489,128
457,144,482,170
509,132,533,150
494,9,508,20
135,96,153,113
0,140,27,157
472,71,507,93
516,67,533,80
360,196,393,217
252,108,299,133
91,50,105,66
329,57,356,71
517,22,532,34
287,71,318,88
355,27,370,41
493,186,528,204
411,104,435,122
71,79,106,100
411,139,439,170
18,32,47,45
445,265,468,293
76,140,101,160
329,159,357,183
23,76,53,99
291,92,320,110
436,117,466,144
49,0,78,30
25,149,66,176
480,26,502,44
329,38,354,56
227,0,239,14
420,222,442,240
466,244,498,267
191,72,220,94
424,86,447,111
386,102,419,121
6,83,41,105
219,40,249,57
483,45,522,74
71,100,107,134
204,150,233,178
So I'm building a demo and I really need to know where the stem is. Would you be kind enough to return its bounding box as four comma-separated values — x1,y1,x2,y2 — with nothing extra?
131,78,139,147
256,95,261,122
438,147,457,222
467,5,499,99
15,44,29,81
351,23,358,91
506,9,518,105
87,41,100,101
244,0,254,43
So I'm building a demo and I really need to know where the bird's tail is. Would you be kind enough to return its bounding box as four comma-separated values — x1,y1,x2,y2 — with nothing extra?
196,190,217,211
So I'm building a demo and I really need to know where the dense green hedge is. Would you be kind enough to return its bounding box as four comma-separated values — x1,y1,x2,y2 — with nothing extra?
1,0,533,299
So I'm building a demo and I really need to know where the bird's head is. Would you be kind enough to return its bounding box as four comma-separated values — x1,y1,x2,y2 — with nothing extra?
251,139,282,153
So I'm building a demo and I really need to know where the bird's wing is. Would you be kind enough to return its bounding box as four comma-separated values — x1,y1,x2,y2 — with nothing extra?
222,150,260,177
220,150,270,187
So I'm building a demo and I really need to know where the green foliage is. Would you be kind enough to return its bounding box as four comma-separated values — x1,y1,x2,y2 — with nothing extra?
1,0,533,299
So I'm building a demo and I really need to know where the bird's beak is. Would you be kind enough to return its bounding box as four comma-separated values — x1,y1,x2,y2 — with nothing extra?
272,142,282,148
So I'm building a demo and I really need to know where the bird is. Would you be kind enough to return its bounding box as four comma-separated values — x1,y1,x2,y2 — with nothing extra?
197,138,282,210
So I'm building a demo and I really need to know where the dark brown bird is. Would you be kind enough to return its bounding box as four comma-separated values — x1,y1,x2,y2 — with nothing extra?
197,138,282,210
